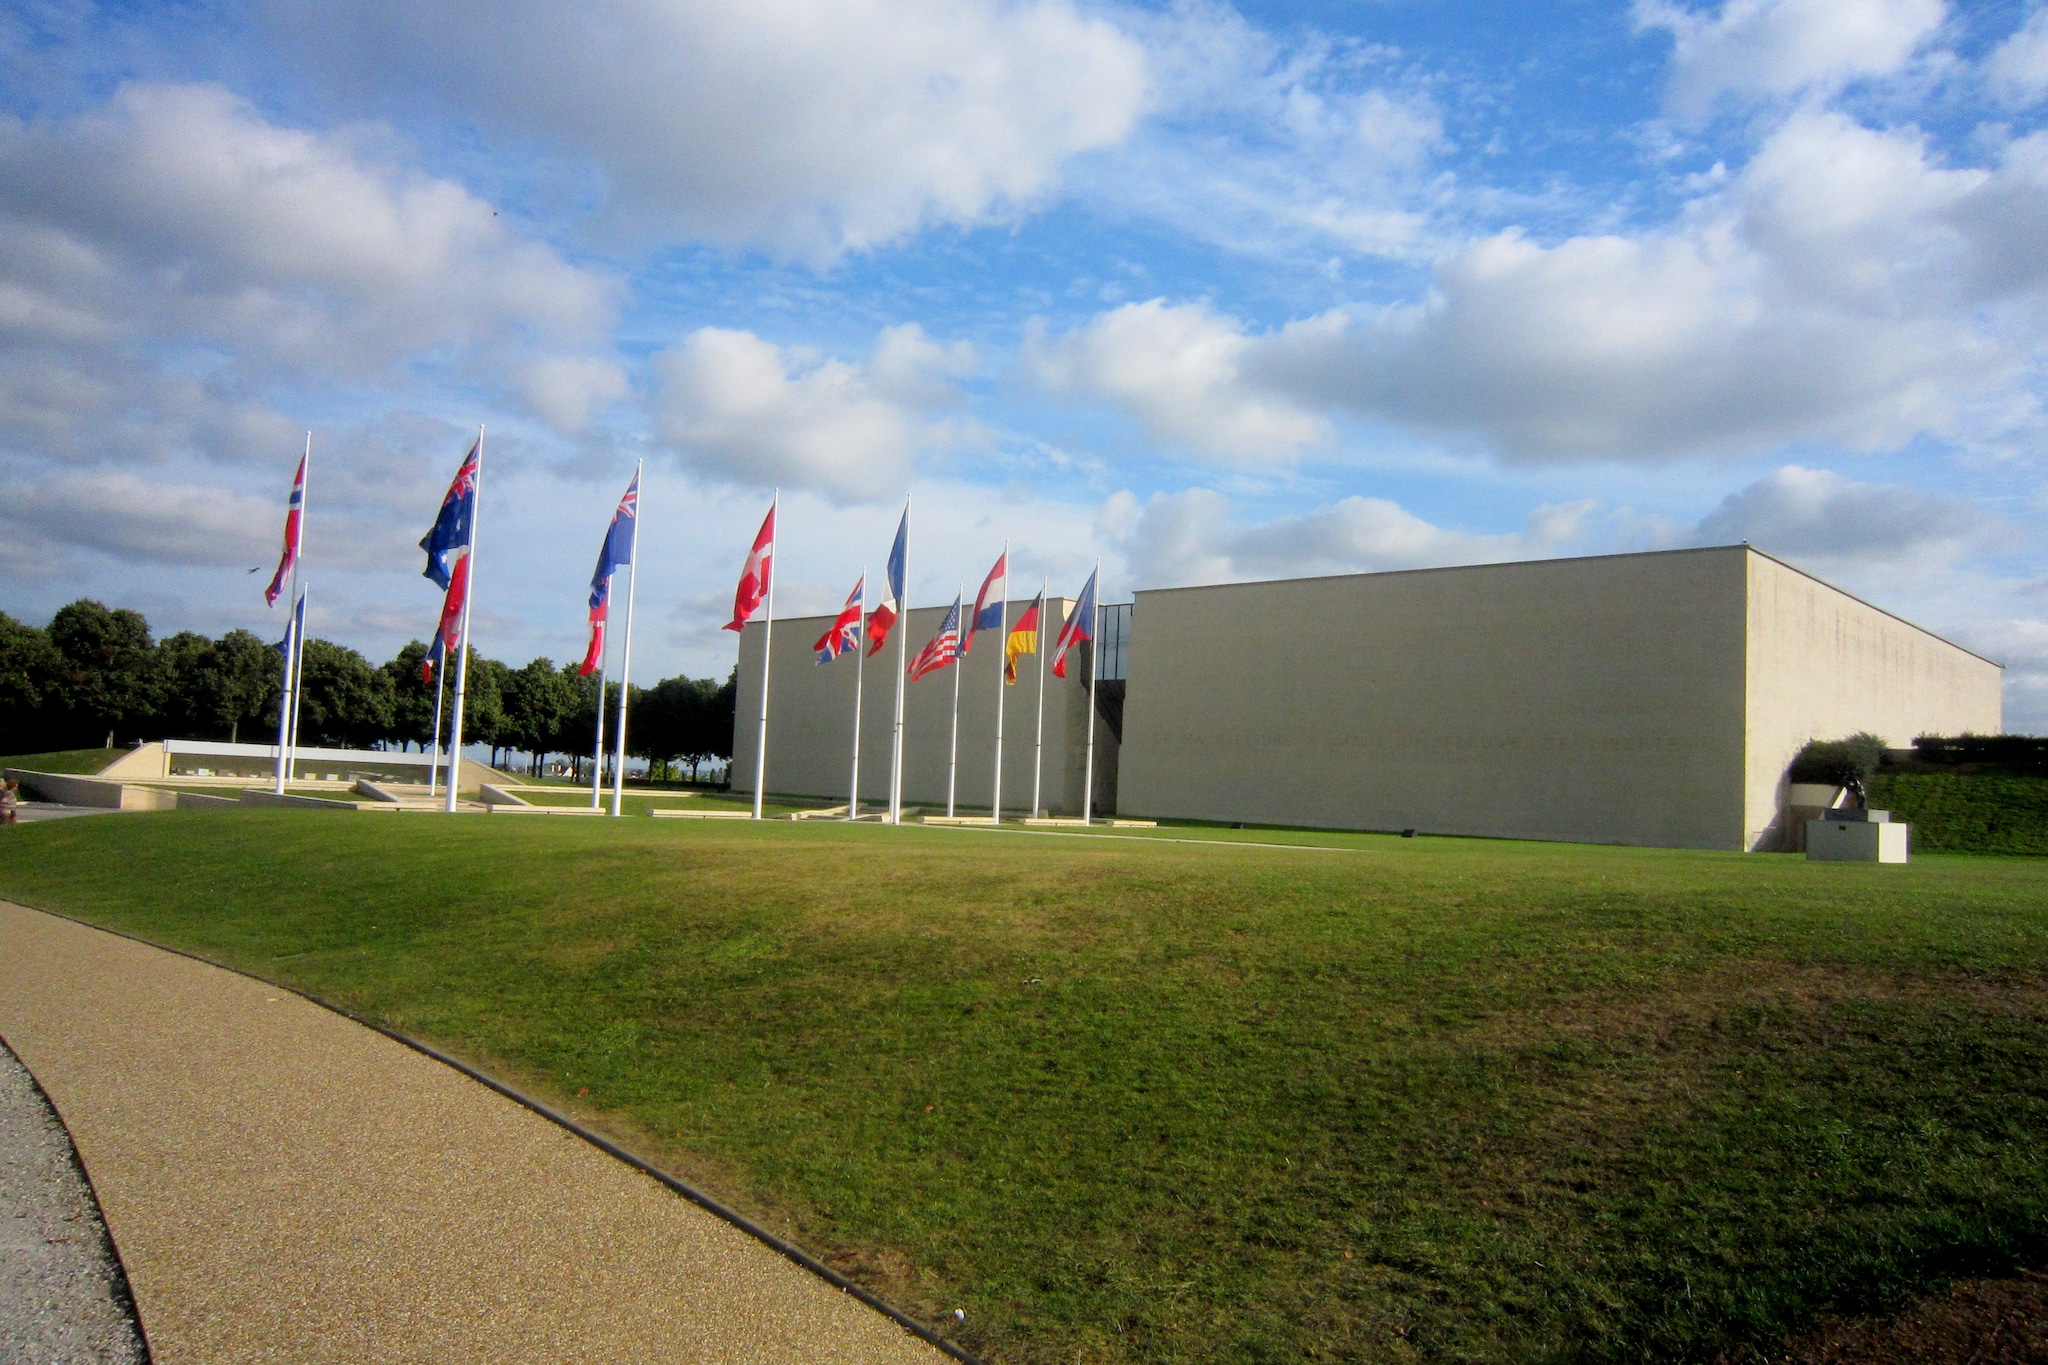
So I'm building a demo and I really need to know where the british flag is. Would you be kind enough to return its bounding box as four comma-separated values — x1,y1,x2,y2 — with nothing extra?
578,472,639,675
814,575,865,663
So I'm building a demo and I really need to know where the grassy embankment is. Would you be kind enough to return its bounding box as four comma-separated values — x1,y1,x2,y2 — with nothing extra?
2,813,2044,1363
0,748,123,775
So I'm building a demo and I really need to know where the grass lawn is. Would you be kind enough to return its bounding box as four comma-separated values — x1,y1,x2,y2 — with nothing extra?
1,814,2044,1363
0,748,124,775
1868,771,2048,856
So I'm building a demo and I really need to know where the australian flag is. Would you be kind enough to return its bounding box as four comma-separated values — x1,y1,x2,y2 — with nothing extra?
419,440,479,590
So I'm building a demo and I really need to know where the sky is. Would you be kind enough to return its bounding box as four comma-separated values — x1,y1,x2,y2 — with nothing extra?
3,0,2046,727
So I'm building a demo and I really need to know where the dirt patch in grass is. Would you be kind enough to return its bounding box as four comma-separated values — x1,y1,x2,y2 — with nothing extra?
1781,1269,2048,1363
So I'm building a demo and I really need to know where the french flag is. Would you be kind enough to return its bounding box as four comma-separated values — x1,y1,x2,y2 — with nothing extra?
815,576,865,663
865,506,908,655
264,454,306,607
724,500,775,633
579,473,639,675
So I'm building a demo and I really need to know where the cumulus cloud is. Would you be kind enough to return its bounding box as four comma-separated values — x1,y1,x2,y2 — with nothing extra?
0,83,616,468
1029,300,1330,462
1690,464,1988,561
1635,0,1946,118
653,324,977,501
1103,487,1603,589
1,472,278,566
1987,7,2048,106
266,0,1148,259
1047,110,2048,466
519,357,629,435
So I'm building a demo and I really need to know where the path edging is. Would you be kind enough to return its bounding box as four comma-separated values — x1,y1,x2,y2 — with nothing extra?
0,897,982,1365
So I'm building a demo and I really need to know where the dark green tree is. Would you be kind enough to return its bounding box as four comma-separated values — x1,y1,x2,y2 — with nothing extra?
294,639,395,748
380,642,441,750
501,656,578,774
0,612,67,753
212,629,284,744
47,599,157,747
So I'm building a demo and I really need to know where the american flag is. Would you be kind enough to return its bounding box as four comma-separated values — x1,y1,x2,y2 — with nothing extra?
908,595,961,681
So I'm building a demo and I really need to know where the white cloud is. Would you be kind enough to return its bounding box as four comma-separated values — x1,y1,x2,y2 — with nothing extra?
1635,0,1946,118
1690,464,1988,562
1028,300,1331,462
1,472,278,566
0,83,617,468
653,324,977,501
519,357,629,436
1102,486,1602,589
1050,110,2048,467
1987,7,2048,106
267,0,1148,260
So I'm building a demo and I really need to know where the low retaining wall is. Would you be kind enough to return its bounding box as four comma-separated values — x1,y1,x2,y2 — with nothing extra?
5,770,177,812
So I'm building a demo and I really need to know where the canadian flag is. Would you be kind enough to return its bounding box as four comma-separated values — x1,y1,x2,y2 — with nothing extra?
723,500,775,632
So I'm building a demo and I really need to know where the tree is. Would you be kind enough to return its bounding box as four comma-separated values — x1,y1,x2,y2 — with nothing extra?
294,639,394,748
0,612,66,753
47,599,157,747
501,656,577,773
153,632,219,739
212,629,284,744
380,642,440,750
459,653,509,766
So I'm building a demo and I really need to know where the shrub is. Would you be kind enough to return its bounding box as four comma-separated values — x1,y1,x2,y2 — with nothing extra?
1787,732,1888,786
1911,734,2048,774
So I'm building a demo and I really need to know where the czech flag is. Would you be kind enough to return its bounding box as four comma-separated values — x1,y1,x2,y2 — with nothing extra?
815,576,865,663
579,473,639,675
1051,566,1098,680
1004,591,1041,684
724,499,775,633
866,506,908,655
908,594,961,681
962,549,1005,654
264,453,306,607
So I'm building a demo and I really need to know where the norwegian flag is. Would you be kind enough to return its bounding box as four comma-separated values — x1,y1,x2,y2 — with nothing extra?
908,594,961,681
264,454,306,607
724,500,775,632
578,473,639,675
814,575,865,663
865,505,908,655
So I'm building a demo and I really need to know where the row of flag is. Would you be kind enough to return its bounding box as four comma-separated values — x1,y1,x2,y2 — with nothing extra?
261,437,1104,822
720,497,1105,822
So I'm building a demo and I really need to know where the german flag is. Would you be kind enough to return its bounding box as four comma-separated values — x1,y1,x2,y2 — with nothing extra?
1004,591,1042,684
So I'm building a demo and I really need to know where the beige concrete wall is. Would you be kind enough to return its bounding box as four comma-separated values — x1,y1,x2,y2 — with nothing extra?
1117,548,1755,848
1742,551,2002,850
730,599,1115,815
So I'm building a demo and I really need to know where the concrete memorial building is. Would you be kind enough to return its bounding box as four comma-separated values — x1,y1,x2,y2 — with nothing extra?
733,545,2002,850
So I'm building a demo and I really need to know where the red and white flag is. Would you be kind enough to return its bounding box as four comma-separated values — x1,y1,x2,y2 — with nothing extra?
723,501,775,633
908,595,962,681
264,454,306,607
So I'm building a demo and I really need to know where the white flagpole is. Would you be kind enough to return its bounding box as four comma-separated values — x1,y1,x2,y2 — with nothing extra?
992,543,1007,824
610,460,642,818
287,586,308,773
947,587,962,818
1032,577,1047,819
1083,562,1100,826
752,490,777,821
849,570,866,820
428,662,445,796
444,426,482,814
273,434,310,793
889,496,910,824
589,653,608,806
273,593,297,793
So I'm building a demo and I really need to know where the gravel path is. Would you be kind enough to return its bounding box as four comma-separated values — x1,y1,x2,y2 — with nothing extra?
0,1037,149,1364
0,900,944,1365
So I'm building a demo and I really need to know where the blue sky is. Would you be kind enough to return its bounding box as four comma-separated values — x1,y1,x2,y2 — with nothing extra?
4,0,2046,725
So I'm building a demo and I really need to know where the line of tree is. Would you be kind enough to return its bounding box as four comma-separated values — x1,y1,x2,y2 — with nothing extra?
1,600,736,779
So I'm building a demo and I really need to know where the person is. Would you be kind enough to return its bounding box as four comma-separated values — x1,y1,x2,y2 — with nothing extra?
0,778,20,825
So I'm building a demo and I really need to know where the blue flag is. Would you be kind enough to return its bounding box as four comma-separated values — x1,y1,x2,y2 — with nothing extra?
419,441,479,590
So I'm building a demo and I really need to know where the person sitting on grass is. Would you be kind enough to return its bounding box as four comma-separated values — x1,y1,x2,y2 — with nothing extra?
0,778,20,824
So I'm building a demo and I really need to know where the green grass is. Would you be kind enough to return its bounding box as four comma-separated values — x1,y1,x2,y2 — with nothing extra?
512,787,814,817
0,748,123,774
2,814,2044,1363
1869,771,2048,856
